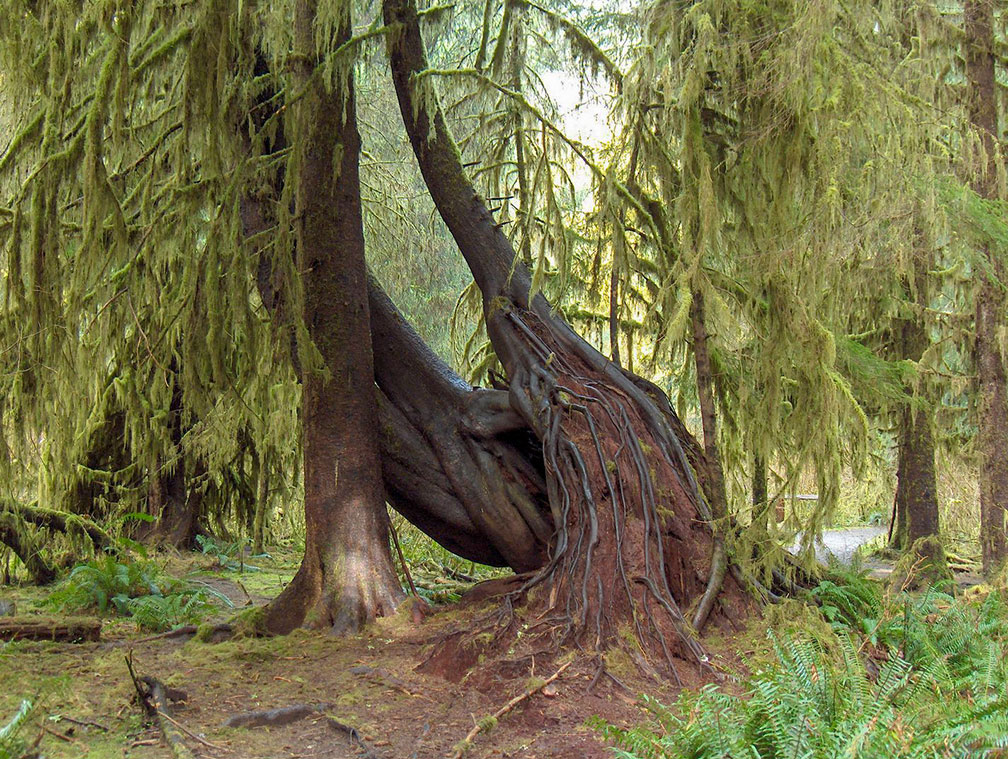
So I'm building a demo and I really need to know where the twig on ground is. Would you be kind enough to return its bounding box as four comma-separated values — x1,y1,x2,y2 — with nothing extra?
326,716,382,759
54,715,109,732
126,653,225,758
154,703,227,752
42,726,74,743
449,659,572,759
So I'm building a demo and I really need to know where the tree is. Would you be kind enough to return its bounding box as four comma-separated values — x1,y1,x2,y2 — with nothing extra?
965,0,1008,577
263,0,405,633
0,0,735,664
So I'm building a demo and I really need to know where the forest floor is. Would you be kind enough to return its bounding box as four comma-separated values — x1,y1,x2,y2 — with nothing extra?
0,546,728,759
0,529,978,759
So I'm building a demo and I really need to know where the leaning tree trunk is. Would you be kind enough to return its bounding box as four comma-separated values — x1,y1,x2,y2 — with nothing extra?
265,1,404,634
384,0,744,673
965,0,1008,577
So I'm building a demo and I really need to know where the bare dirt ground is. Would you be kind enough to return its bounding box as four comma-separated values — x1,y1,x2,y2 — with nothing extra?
0,554,751,759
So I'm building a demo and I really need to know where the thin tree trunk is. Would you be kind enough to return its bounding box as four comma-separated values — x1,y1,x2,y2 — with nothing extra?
609,267,621,366
252,450,268,556
265,0,404,633
689,289,729,630
965,0,1008,576
752,454,768,531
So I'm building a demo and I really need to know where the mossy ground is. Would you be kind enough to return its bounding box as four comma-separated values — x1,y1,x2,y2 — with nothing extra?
0,547,699,758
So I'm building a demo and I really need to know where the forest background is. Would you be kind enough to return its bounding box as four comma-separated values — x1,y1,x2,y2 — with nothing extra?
0,0,1006,757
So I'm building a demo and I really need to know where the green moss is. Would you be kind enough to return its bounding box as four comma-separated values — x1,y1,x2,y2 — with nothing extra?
524,676,546,692
228,605,267,639
335,691,363,706
888,536,952,591
477,715,498,732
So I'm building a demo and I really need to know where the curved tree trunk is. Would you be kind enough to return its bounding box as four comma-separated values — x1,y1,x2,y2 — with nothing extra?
383,0,743,672
369,277,551,572
265,1,404,634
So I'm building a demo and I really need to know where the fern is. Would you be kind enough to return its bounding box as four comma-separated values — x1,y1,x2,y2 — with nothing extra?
48,557,220,631
598,576,1008,759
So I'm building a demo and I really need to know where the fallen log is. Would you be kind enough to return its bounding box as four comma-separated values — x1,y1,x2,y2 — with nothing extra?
224,703,329,728
0,616,100,642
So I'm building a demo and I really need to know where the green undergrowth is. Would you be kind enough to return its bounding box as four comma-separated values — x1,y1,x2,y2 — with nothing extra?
0,698,37,759
392,515,508,603
597,569,1008,758
47,555,231,631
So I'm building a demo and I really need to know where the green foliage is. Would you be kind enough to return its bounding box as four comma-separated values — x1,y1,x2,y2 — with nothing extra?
48,556,215,631
195,534,259,572
597,573,1008,758
0,699,35,759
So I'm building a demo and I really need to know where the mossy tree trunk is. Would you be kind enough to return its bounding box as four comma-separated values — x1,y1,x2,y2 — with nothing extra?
965,0,1008,577
138,367,203,549
265,0,404,634
384,0,745,675
890,266,942,563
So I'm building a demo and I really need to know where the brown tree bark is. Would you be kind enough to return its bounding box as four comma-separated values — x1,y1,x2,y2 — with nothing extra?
384,0,742,674
889,264,943,572
265,1,404,634
965,0,1008,576
138,368,202,548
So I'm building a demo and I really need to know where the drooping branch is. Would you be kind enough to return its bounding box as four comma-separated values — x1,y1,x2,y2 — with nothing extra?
0,509,57,585
13,502,117,553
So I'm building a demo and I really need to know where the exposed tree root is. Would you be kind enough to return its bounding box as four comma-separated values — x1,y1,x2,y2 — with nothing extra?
325,716,382,759
224,703,329,728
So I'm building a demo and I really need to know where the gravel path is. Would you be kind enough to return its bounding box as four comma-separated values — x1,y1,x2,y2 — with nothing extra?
794,526,888,565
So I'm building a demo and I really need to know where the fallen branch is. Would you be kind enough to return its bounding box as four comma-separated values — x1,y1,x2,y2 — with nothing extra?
53,714,109,732
0,616,100,642
449,659,572,759
125,653,223,758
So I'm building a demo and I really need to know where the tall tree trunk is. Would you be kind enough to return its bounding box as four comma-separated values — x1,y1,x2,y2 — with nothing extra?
965,0,1008,576
384,0,745,674
265,1,404,634
890,262,943,575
